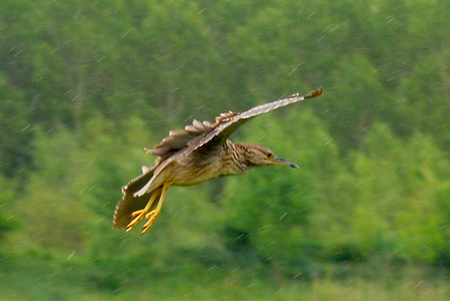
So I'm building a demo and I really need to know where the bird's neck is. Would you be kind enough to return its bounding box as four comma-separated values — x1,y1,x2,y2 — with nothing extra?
227,141,254,172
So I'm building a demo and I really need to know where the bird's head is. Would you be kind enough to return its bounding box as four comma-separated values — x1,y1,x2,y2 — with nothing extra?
239,144,298,169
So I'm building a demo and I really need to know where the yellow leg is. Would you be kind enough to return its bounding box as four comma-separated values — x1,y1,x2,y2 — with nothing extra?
141,183,170,235
126,187,162,233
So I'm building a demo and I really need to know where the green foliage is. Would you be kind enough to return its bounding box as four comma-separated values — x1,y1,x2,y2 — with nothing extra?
315,124,450,264
398,51,450,149
14,127,95,253
221,109,340,276
0,175,20,244
324,55,391,149
0,73,32,178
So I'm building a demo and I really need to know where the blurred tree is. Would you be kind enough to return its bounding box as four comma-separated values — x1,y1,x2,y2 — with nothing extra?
0,175,19,247
397,51,450,150
16,127,94,253
0,73,32,178
221,108,339,276
225,0,334,105
114,0,228,127
323,54,391,150
316,123,450,264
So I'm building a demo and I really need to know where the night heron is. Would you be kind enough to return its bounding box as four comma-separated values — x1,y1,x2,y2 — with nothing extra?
113,87,323,235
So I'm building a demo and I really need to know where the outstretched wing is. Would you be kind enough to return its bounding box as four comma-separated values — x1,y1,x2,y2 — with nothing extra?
147,87,322,159
186,86,323,153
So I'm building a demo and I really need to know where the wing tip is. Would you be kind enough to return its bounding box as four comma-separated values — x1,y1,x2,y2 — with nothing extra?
306,86,323,98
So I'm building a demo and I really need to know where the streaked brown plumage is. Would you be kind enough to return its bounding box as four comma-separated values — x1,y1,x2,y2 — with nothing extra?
113,87,323,235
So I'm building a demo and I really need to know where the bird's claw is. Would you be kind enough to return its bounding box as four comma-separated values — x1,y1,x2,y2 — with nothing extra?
126,209,146,232
123,184,168,235
126,209,159,235
141,211,158,235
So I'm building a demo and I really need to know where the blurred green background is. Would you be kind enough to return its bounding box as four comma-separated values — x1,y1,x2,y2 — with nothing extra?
1,0,450,299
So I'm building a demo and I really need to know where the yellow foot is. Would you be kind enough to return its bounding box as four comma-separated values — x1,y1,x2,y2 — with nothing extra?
126,209,147,233
141,210,159,235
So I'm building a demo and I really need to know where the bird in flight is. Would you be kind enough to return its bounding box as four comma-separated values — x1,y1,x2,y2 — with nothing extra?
113,87,323,235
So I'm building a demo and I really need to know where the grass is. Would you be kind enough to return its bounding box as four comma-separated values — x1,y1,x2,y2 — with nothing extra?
1,253,450,300
109,269,450,301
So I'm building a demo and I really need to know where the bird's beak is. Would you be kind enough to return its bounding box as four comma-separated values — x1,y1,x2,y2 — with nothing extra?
274,156,299,169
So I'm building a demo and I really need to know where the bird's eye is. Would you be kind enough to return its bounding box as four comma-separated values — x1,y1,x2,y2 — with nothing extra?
267,152,274,158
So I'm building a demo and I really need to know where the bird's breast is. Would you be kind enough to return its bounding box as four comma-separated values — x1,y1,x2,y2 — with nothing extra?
169,154,245,186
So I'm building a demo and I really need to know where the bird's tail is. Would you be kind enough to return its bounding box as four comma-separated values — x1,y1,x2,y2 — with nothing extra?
113,166,158,229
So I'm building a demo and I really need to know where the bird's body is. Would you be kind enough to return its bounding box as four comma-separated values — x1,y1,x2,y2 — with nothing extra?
113,87,323,234
159,140,247,186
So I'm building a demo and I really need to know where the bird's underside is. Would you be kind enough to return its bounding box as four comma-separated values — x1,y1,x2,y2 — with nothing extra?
113,87,323,235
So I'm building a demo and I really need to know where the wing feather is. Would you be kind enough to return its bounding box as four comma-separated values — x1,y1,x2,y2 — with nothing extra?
113,165,157,228
187,86,323,153
147,87,322,159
